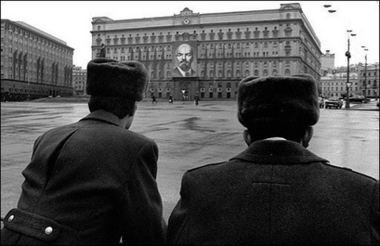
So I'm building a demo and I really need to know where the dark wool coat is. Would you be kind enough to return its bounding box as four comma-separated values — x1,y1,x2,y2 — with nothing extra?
1,110,166,245
167,140,379,245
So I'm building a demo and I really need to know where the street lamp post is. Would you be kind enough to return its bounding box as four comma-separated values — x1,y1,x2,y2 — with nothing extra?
324,6,358,108
362,47,369,103
375,63,378,101
345,30,356,109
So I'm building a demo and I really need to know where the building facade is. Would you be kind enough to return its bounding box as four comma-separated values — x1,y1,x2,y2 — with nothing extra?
320,63,379,100
320,67,359,98
90,3,322,101
1,19,74,101
73,66,87,95
320,50,335,74
358,63,379,100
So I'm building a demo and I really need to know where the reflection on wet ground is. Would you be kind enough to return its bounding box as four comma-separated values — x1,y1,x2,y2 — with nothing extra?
1,101,379,221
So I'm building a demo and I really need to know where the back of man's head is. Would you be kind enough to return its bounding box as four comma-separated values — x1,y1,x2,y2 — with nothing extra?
237,74,319,141
86,58,149,118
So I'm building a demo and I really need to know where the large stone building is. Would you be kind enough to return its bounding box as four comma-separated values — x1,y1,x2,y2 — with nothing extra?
73,66,87,95
90,3,322,101
1,19,74,101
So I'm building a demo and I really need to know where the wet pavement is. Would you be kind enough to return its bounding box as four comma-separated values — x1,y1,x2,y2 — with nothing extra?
1,100,379,221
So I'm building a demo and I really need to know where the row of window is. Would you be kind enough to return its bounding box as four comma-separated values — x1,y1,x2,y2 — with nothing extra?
108,56,291,68
323,88,376,95
149,91,234,99
3,22,71,52
141,68,292,79
323,80,377,87
99,40,292,53
97,25,294,45
7,62,72,86
361,72,378,77
6,38,71,55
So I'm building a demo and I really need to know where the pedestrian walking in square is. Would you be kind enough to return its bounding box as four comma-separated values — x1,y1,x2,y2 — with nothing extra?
152,95,157,104
193,94,199,106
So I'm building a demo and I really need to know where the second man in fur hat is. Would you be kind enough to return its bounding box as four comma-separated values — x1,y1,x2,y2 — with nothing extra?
166,74,379,245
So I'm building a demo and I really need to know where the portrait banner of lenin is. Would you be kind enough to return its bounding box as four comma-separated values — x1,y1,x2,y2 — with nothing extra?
172,41,197,77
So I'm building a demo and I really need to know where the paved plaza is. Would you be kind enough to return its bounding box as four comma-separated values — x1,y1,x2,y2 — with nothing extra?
1,99,379,222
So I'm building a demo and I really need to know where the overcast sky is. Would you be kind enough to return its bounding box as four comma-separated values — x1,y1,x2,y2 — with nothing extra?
2,1,379,69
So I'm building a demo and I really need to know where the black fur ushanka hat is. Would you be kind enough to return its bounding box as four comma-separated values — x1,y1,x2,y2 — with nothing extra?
237,74,320,128
86,58,149,101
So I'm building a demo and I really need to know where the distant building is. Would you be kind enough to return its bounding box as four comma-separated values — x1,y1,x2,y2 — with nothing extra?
320,63,379,99
73,66,87,95
358,63,379,99
90,3,323,101
320,50,335,75
1,19,74,101
320,70,359,98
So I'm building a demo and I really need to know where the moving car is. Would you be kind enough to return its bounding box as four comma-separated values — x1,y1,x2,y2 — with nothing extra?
325,97,343,109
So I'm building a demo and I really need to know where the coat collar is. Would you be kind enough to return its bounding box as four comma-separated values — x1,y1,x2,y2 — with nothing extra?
79,110,123,127
230,140,329,165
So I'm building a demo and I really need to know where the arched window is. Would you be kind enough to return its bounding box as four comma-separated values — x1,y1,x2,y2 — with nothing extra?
272,69,278,76
236,70,241,78
263,69,268,77
245,70,250,77
286,13,291,19
227,70,231,78
285,69,291,76
218,70,223,77
209,70,213,78
254,70,259,76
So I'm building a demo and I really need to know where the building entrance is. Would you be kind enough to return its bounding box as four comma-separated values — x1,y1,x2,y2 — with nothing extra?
173,77,200,101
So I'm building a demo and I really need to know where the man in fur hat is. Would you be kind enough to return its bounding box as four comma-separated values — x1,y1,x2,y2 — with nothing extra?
1,58,167,245
166,74,379,245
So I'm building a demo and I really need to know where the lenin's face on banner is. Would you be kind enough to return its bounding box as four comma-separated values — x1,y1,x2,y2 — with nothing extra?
176,44,194,71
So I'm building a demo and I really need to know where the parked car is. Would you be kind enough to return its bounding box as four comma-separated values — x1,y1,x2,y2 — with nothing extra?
325,97,343,109
318,97,325,108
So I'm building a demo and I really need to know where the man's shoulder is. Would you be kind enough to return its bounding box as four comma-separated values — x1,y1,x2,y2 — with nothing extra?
322,162,378,184
184,161,229,178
